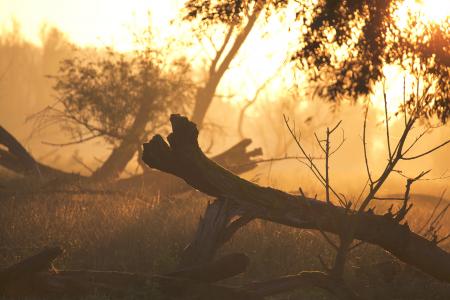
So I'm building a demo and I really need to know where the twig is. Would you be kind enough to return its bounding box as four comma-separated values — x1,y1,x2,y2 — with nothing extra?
402,139,450,160
73,156,94,174
362,104,373,186
418,189,446,235
383,83,393,161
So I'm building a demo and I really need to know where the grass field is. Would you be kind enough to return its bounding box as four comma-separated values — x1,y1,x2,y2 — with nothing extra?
1,176,449,299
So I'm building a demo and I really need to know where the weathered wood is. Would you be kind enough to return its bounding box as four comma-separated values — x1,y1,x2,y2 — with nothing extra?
0,125,261,195
179,198,252,267
0,126,41,177
142,114,450,282
0,126,80,180
116,138,262,194
212,139,262,174
0,247,254,299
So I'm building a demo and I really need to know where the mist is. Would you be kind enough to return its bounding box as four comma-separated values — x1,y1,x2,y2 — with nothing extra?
1,1,449,299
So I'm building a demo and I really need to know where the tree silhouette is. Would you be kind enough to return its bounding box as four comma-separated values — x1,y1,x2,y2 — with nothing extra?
186,0,449,122
184,0,289,127
43,47,195,181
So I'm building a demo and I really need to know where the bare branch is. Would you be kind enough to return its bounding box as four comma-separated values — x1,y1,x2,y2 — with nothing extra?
402,139,450,160
383,83,393,161
73,156,94,174
418,189,446,235
284,115,346,206
394,170,430,222
362,104,373,186
42,133,103,147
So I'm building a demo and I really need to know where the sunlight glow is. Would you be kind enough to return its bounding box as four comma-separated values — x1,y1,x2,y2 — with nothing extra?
395,0,450,28
0,0,183,51
0,0,447,112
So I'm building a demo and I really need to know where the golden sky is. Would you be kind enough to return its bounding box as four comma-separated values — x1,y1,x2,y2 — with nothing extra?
0,0,448,192
0,0,448,112
0,0,183,50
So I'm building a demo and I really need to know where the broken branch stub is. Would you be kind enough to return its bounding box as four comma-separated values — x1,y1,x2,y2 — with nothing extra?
142,114,450,282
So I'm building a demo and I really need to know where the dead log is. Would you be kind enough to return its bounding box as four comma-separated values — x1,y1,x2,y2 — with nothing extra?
0,248,254,299
176,142,259,269
0,126,80,181
212,138,262,174
157,252,259,299
116,138,262,194
141,114,450,283
0,125,261,195
0,126,41,177
179,198,252,268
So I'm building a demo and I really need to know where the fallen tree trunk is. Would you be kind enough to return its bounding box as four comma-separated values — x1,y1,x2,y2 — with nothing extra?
0,127,76,180
141,114,450,282
0,126,261,195
0,248,256,299
116,138,262,194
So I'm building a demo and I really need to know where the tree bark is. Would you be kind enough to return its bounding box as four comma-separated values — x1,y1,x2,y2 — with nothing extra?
142,114,450,283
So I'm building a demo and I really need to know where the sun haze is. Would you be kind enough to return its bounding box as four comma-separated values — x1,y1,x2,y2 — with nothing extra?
0,0,183,51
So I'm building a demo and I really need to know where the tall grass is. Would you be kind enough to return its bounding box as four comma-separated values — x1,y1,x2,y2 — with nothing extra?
0,178,449,299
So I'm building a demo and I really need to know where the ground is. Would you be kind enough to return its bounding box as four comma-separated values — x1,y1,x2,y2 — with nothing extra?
0,175,449,299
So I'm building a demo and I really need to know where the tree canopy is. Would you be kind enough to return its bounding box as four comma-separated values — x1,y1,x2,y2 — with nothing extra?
185,0,450,122
46,47,195,147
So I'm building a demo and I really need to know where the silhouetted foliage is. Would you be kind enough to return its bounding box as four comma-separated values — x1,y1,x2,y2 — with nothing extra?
46,47,195,146
294,0,449,122
184,0,288,24
185,0,450,122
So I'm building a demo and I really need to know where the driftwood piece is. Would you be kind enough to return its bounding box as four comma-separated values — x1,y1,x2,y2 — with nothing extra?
141,114,450,282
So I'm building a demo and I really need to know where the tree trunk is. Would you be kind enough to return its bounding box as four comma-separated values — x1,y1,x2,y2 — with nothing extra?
191,4,263,127
90,97,154,182
142,114,450,283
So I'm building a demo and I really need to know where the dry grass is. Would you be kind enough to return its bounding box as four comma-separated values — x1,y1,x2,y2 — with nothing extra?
0,176,449,299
